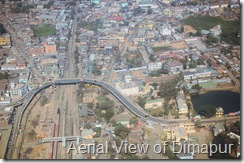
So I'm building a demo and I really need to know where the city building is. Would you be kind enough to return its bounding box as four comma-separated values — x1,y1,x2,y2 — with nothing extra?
133,36,146,44
90,0,100,4
42,42,57,54
163,129,176,140
160,24,172,36
115,82,139,96
213,123,225,136
215,107,224,117
28,44,45,56
183,67,217,80
138,0,153,9
9,82,28,98
165,60,183,74
113,112,132,128
176,90,188,114
0,35,11,48
81,129,94,139
148,62,162,71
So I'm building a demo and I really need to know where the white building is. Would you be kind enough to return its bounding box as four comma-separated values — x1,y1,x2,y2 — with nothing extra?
9,82,28,98
176,90,188,114
115,83,139,96
160,24,172,36
148,62,162,71
165,60,183,74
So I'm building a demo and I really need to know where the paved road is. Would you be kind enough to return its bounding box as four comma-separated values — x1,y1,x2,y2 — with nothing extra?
7,76,241,158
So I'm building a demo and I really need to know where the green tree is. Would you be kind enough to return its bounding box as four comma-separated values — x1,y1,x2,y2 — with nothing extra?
129,117,138,126
151,82,158,90
40,96,48,106
43,1,54,9
87,102,94,108
142,81,146,86
96,96,114,110
192,84,202,90
0,23,6,35
28,129,36,140
31,120,39,128
198,105,216,118
84,123,92,129
115,124,130,139
158,79,178,98
149,54,156,62
195,120,201,127
103,108,114,122
207,59,212,67
93,127,101,138
147,8,153,15
25,147,33,154
137,96,147,108
210,132,239,159
158,111,164,117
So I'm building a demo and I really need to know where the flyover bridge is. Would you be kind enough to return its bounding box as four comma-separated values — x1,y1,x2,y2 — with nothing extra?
14,77,184,136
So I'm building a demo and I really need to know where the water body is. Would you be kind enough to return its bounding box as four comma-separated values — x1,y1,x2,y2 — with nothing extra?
191,91,240,114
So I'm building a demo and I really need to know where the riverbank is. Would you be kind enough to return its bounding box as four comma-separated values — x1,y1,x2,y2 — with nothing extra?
199,86,240,95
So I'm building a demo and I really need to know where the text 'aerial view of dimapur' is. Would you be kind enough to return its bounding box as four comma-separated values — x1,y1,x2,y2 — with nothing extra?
0,0,241,160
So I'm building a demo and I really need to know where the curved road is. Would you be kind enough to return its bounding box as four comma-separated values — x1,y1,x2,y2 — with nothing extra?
9,77,240,158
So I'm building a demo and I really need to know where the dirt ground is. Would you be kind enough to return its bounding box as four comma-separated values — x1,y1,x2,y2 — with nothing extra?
20,88,56,159
0,125,12,159
183,25,197,34
195,128,214,159
169,41,188,50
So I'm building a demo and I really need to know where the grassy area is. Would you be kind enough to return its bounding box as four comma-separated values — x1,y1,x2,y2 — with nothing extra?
151,46,171,53
170,108,179,116
79,21,103,32
33,25,56,37
183,16,240,45
148,108,165,116
199,82,217,89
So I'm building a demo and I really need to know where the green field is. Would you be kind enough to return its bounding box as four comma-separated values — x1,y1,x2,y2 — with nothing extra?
79,21,103,32
199,82,217,89
33,25,56,37
183,16,240,45
151,46,172,53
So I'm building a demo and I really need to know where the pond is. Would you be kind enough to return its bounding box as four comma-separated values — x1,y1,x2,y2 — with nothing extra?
191,91,240,114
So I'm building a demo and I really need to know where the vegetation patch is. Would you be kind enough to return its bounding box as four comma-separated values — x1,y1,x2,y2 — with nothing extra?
79,21,103,32
33,25,56,37
151,46,172,53
0,23,6,35
40,96,49,106
183,16,240,45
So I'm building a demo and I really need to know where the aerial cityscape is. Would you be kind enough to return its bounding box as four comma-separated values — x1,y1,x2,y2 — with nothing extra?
0,0,241,160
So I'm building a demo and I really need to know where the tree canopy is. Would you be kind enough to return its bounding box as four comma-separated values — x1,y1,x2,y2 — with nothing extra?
198,105,216,118
115,124,130,139
137,96,147,108
158,79,179,98
0,23,6,35
210,132,239,159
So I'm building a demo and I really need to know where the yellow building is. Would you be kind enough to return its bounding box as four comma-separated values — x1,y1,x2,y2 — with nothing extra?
215,107,224,117
0,36,11,48
161,0,170,4
163,129,176,140
139,21,154,30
